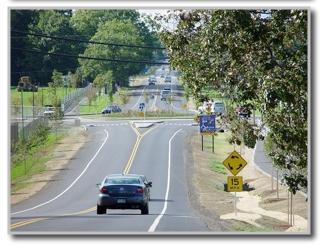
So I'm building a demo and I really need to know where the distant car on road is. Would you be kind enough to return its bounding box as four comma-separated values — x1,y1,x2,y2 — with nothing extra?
213,101,225,116
102,105,122,114
139,102,145,111
236,106,251,119
43,105,56,118
148,75,157,85
160,89,171,101
97,174,152,215
164,75,172,83
163,87,171,91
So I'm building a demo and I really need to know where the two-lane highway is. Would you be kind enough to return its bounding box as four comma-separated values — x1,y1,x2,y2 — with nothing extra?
10,119,209,233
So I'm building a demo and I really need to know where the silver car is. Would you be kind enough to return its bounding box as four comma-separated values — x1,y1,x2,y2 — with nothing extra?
97,174,152,215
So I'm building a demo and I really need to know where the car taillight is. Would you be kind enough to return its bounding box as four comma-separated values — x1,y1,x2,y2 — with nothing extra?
136,187,144,193
100,187,109,194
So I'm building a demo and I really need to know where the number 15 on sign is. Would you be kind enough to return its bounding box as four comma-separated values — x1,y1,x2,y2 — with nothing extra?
227,176,243,192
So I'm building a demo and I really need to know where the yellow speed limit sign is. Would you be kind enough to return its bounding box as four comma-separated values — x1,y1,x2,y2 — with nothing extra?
227,176,243,192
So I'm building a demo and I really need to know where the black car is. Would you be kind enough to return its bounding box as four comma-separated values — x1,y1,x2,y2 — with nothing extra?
101,105,122,114
101,107,112,114
97,174,152,215
139,102,145,111
148,76,157,85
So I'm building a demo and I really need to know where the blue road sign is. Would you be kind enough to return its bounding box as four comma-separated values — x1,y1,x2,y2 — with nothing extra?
199,115,216,134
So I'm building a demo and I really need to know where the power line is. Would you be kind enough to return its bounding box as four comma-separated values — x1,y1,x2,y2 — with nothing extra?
11,30,166,50
12,47,170,65
11,67,79,74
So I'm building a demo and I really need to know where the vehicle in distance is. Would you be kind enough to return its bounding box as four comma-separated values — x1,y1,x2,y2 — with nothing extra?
164,75,172,83
43,105,56,118
160,89,171,101
17,76,38,92
139,102,145,111
101,104,122,114
235,105,252,118
97,174,152,215
213,101,225,116
148,75,157,85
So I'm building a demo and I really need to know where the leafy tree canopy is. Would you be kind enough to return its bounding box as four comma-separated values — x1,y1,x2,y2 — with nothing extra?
157,9,308,194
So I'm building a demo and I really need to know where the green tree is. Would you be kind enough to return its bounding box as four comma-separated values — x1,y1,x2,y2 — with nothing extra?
158,10,308,194
70,10,140,39
70,67,83,88
11,10,39,85
51,69,63,87
79,19,146,86
93,70,113,97
24,10,81,85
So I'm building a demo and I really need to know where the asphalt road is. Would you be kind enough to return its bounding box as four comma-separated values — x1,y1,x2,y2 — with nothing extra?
10,67,208,234
10,119,209,234
122,74,191,114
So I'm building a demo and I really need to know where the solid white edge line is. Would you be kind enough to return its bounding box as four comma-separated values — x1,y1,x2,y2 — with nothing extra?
131,86,146,109
11,129,110,215
148,128,183,232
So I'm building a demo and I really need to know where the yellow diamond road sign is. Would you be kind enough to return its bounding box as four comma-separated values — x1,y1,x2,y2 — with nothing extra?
223,150,247,176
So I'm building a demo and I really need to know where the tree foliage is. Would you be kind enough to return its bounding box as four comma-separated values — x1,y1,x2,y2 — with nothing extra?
11,9,161,87
157,10,308,194
79,19,147,86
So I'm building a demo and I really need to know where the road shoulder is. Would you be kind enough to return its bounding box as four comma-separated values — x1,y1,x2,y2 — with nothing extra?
11,126,88,205
186,132,309,233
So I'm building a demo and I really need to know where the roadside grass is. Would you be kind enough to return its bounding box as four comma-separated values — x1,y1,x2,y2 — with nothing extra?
202,132,234,175
11,87,77,107
231,215,285,232
11,132,64,192
80,95,110,114
231,221,268,232
210,160,227,174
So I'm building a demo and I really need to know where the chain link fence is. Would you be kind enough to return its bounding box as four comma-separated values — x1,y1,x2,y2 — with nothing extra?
61,84,92,114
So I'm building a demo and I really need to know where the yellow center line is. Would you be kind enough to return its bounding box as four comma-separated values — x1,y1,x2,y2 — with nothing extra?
123,123,160,174
11,217,48,230
11,122,161,230
11,206,98,230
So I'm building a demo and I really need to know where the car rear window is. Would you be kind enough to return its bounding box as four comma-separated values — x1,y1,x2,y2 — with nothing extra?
106,178,141,184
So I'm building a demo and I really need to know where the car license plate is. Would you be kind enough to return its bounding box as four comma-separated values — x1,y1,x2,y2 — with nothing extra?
117,199,126,204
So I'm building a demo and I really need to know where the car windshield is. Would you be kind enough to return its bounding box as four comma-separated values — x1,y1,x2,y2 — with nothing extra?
106,178,141,185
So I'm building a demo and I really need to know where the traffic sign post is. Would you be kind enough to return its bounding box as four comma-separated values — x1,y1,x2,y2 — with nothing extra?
199,114,216,152
223,151,247,216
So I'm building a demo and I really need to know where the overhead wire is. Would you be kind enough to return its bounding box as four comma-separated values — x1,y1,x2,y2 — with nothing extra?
12,47,170,65
11,30,166,50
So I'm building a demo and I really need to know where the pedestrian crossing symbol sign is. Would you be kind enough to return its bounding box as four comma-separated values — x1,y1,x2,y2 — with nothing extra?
223,150,247,176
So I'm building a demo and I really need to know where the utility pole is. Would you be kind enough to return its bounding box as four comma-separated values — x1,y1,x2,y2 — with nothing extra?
20,90,25,141
32,89,35,119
